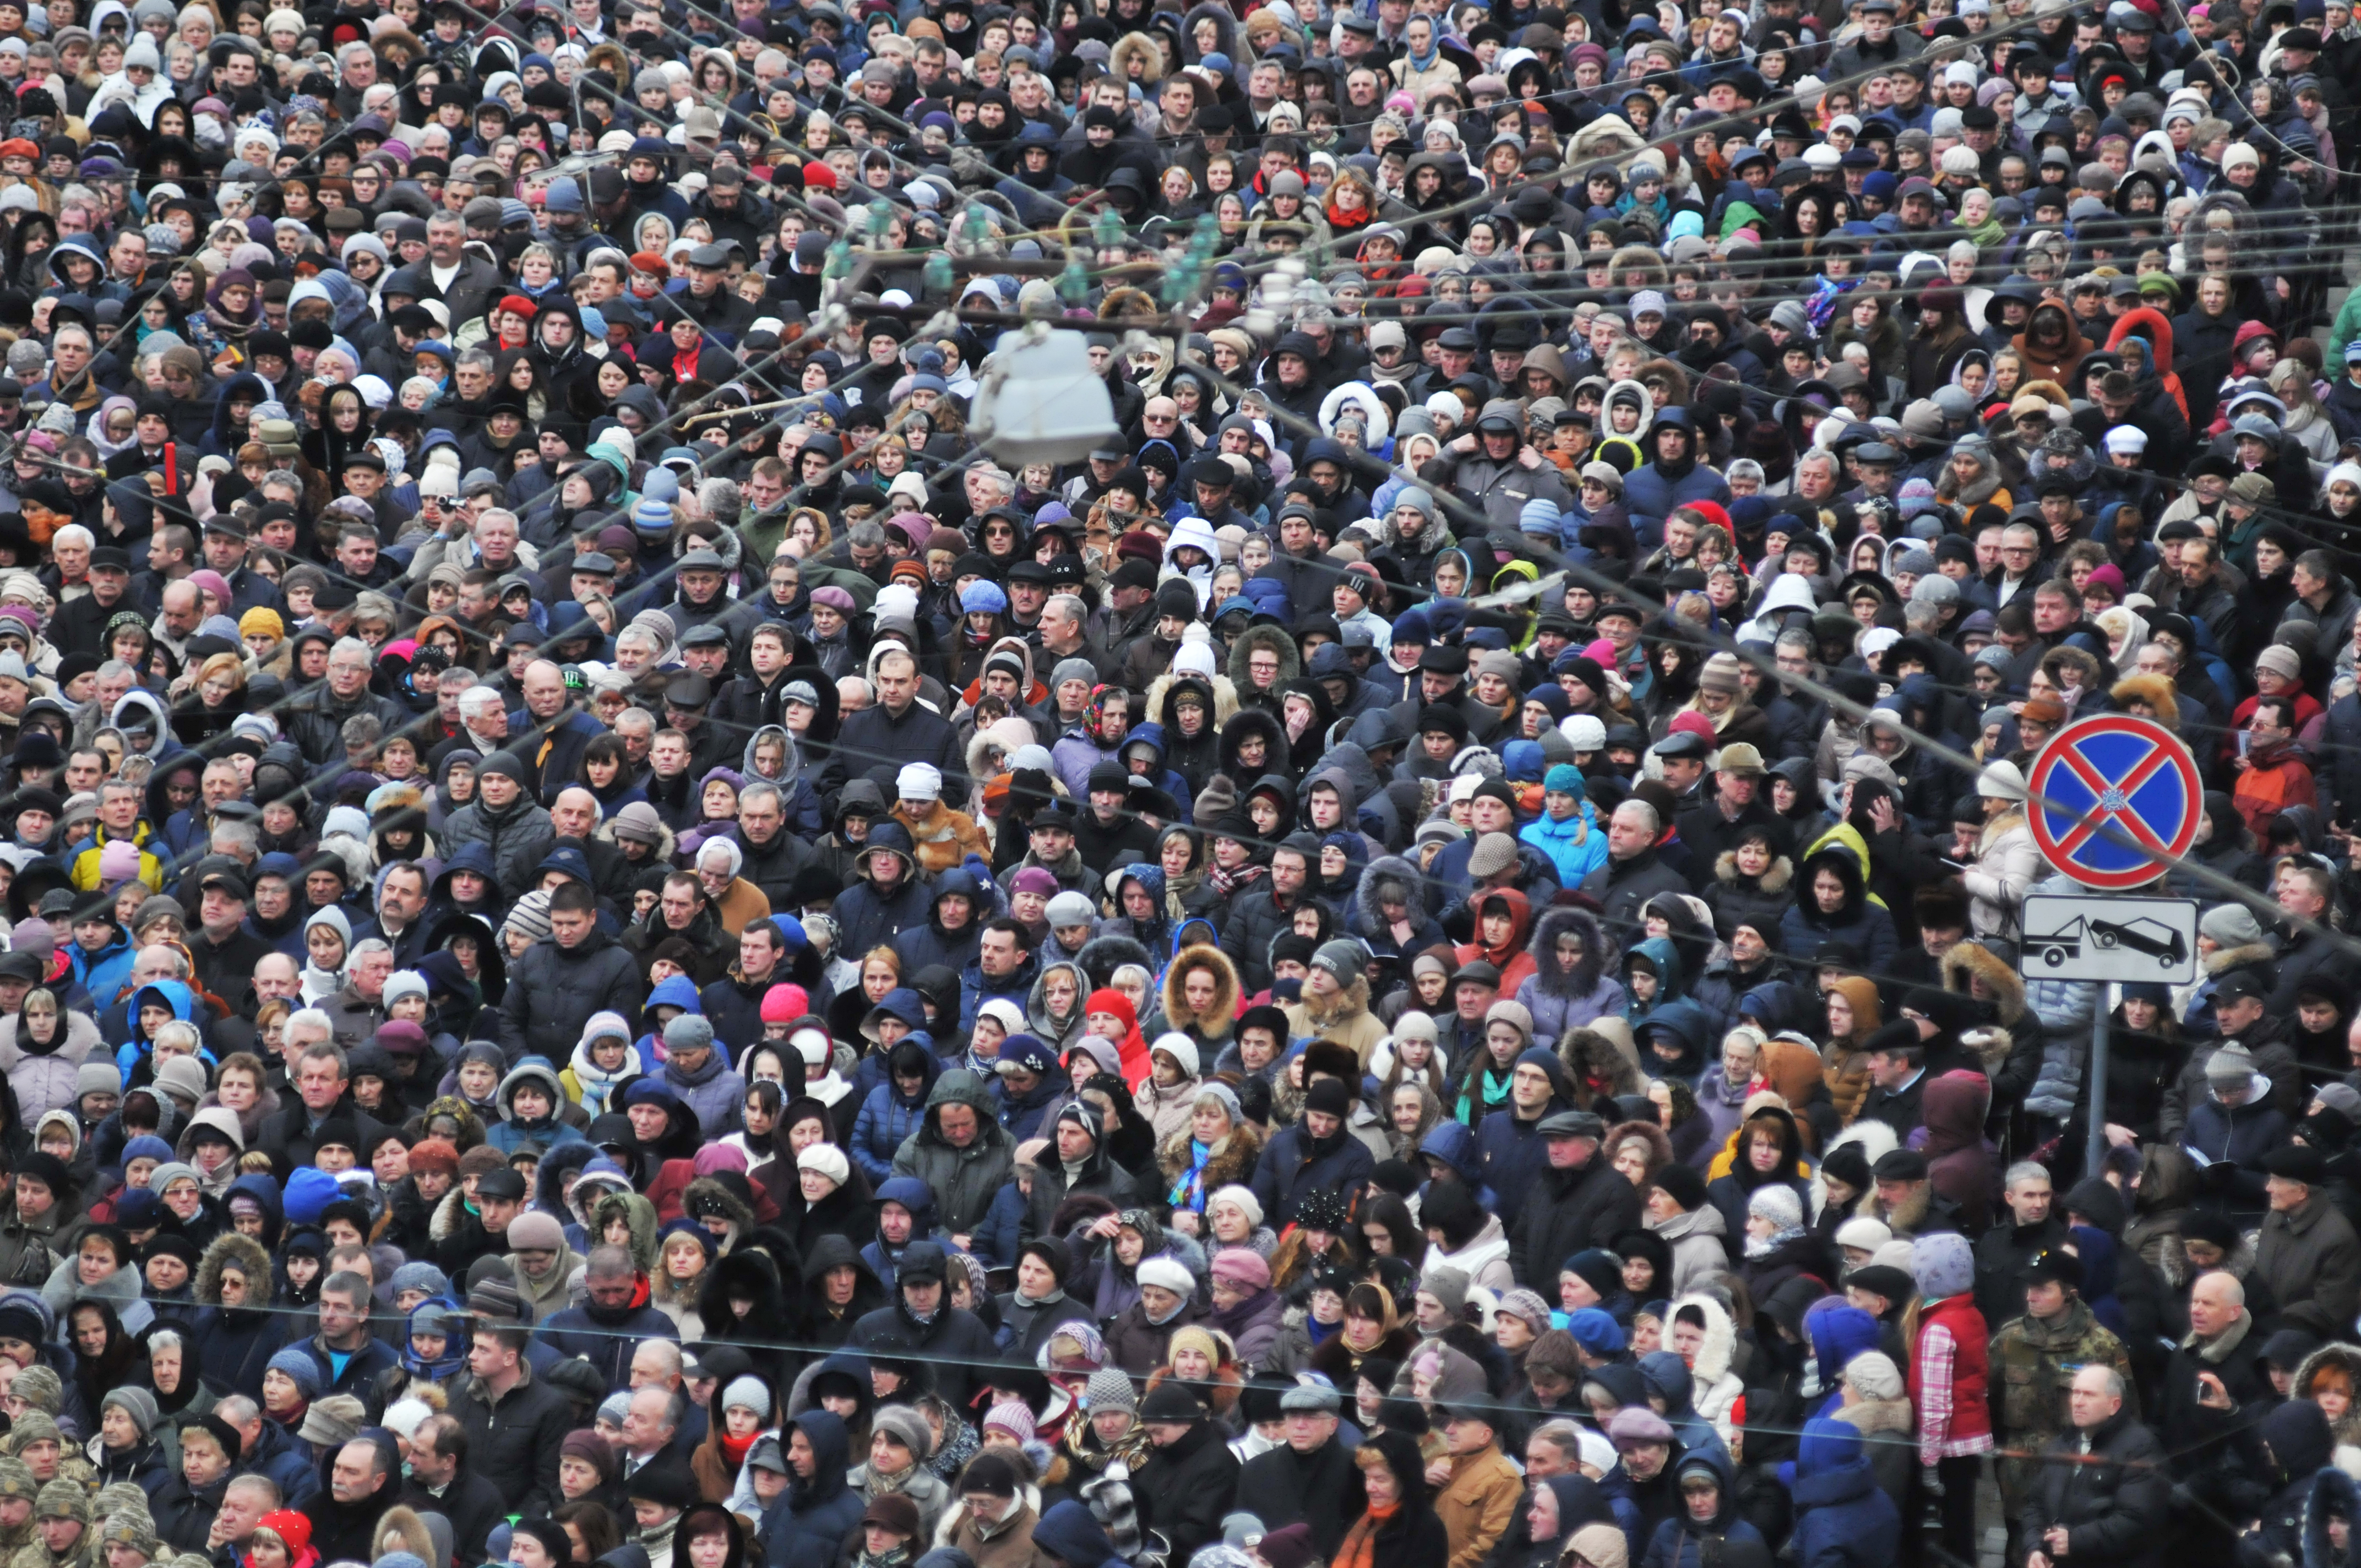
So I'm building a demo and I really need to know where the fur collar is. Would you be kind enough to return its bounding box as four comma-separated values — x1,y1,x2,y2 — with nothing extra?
1841,1395,1913,1436
1942,940,2028,1024
1297,976,1372,1028
2206,943,2276,977
1155,1121,1264,1186
1712,851,1792,892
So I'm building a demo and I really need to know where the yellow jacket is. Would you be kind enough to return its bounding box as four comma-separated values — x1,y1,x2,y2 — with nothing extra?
1433,1442,1522,1568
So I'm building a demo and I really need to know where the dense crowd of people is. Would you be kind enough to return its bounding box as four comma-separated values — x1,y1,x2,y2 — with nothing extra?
0,5,2351,1568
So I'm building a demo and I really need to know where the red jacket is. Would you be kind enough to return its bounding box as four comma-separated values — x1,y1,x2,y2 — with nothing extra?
1910,1293,1993,1446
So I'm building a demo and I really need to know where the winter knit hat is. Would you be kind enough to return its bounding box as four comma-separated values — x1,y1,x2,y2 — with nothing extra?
2200,903,2262,948
982,1402,1036,1442
264,1348,325,1401
1747,1185,1804,1232
721,1377,771,1419
1084,1368,1138,1415
1911,1232,1974,1302
1843,1350,1904,1401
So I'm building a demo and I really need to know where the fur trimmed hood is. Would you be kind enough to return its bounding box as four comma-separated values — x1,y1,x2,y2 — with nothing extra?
1160,945,1241,1037
1667,1291,1737,1387
195,1231,269,1306
1603,1117,1672,1179
1942,940,2028,1025
1355,856,1427,939
2109,674,2180,731
1562,1025,1646,1099
2294,1344,2361,1450
1226,624,1302,692
1107,31,1169,84
1145,669,1239,733
1526,905,1612,999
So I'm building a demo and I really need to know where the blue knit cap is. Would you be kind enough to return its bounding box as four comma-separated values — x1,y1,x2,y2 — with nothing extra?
1544,764,1586,796
632,495,674,536
960,580,1009,616
266,1347,325,1401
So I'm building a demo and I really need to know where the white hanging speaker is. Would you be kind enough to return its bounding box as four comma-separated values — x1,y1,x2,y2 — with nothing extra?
970,325,1119,466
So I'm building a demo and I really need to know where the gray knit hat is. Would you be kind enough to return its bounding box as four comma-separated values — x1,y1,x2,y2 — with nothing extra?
2200,903,2263,948
1084,1368,1137,1415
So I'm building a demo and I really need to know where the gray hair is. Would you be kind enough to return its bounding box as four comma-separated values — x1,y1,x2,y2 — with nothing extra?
458,685,505,718
2003,1161,2050,1191
1530,1419,1585,1461
328,637,373,666
739,782,783,814
285,1008,336,1045
1614,799,1660,835
349,938,391,962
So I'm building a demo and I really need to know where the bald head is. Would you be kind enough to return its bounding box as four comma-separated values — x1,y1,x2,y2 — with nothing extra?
522,661,568,722
550,787,599,839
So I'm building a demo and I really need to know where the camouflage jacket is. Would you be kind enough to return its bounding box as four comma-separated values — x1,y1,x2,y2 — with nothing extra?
1989,1297,2138,1441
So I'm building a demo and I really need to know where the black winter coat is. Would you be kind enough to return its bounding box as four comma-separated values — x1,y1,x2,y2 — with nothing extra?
2017,1411,2168,1568
1510,1153,1642,1287
441,1360,577,1517
496,928,644,1065
1130,1422,1242,1562
1234,1439,1367,1558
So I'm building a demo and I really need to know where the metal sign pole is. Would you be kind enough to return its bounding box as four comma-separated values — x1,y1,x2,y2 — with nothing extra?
2087,1006,2109,1180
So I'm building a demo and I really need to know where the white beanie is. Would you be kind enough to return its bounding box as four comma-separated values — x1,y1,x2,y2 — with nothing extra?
1137,1257,1195,1297
721,1376,771,1419
1151,1032,1199,1078
1209,1184,1263,1229
896,763,943,802
797,1142,850,1186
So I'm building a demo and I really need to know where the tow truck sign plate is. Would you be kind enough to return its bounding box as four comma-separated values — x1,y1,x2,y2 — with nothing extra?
2018,894,2200,984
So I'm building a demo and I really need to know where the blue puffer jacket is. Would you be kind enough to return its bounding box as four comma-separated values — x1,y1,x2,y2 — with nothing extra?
1783,1418,1901,1568
1521,801,1609,888
850,1042,940,1183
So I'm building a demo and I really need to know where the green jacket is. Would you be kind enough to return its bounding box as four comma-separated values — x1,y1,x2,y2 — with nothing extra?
1990,1297,2138,1441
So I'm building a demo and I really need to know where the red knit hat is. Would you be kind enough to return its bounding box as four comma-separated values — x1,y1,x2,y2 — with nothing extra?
760,983,809,1023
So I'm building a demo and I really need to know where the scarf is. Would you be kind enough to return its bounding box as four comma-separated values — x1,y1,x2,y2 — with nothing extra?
1335,1499,1397,1568
867,1462,921,1498
1456,1060,1513,1124
1168,1138,1219,1212
720,1428,758,1468
1744,1223,1805,1259
1207,861,1266,899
